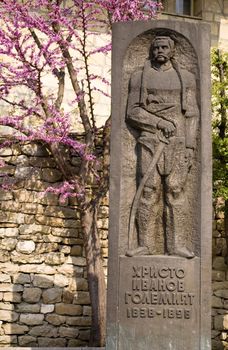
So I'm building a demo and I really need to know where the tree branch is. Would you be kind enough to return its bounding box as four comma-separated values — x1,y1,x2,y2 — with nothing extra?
55,67,65,110
29,27,65,111
91,116,111,206
50,21,93,147
81,2,96,131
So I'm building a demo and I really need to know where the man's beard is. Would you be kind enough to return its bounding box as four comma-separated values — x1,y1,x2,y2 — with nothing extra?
156,55,169,62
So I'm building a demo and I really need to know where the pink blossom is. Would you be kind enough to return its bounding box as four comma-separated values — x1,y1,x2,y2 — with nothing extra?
42,180,85,203
0,159,5,167
0,0,159,195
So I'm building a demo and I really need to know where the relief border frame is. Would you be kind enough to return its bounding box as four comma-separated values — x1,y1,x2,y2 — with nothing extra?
107,19,211,350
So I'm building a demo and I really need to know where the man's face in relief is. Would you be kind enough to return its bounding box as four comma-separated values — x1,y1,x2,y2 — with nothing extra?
152,38,173,64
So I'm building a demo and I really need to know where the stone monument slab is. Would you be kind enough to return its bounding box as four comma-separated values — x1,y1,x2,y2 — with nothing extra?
118,256,199,350
107,20,211,350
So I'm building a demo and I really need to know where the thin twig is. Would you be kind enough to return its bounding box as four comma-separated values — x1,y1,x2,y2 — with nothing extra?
81,1,96,131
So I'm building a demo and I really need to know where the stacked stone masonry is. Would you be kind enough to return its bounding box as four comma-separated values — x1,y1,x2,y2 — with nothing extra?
0,2,227,347
160,0,228,49
212,210,228,350
0,141,227,348
0,142,108,347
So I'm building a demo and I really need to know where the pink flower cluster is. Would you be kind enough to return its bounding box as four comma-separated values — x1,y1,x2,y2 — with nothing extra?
0,0,160,197
94,0,162,22
43,180,85,204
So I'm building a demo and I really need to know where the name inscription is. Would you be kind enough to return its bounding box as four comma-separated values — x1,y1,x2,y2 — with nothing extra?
124,265,195,319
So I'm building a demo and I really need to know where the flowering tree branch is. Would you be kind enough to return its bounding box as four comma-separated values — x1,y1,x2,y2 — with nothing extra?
0,0,161,345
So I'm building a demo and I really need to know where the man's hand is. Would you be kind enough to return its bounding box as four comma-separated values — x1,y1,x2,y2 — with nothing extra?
157,119,176,138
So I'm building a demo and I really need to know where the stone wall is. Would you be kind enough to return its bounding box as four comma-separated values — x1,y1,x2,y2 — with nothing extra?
160,0,228,49
201,0,228,48
0,141,108,347
0,6,227,347
0,141,228,349
212,211,228,350
0,27,110,347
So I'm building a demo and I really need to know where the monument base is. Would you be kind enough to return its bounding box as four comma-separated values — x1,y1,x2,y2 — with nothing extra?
118,256,200,350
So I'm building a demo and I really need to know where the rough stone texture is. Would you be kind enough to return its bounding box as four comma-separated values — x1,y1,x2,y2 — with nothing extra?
223,300,228,310
3,292,22,303
16,240,36,254
45,206,76,218
0,335,17,344
214,315,228,330
23,288,42,303
37,337,67,347
73,291,90,305
212,216,228,349
212,270,226,282
57,263,83,276
19,223,51,235
42,288,62,304
63,290,74,304
20,314,44,325
108,19,211,350
0,228,18,237
1,238,17,251
79,329,90,341
18,335,37,346
11,251,45,264
67,339,87,347
41,168,62,182
54,273,69,287
36,242,59,253
59,325,79,338
15,303,40,313
213,281,228,292
83,305,92,316
68,277,88,291
161,1,228,50
45,252,65,265
3,323,29,335
71,245,82,256
19,263,56,275
45,314,66,326
29,324,58,337
65,256,86,266
33,274,54,288
0,274,11,283
41,303,55,314
0,311,18,322
55,303,82,316
0,326,7,337
12,273,31,284
0,14,225,349
14,166,35,179
66,316,91,326
0,302,14,310
0,284,23,292
213,256,228,271
214,290,228,299
212,296,224,308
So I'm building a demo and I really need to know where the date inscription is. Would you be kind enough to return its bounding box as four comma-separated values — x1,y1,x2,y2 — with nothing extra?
127,307,191,319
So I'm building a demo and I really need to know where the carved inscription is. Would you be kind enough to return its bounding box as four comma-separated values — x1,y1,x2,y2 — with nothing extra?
124,265,195,319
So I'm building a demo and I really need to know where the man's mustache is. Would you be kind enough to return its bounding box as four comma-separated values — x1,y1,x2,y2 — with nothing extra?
156,54,169,59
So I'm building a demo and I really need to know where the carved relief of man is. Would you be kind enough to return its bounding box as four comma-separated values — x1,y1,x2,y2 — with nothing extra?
126,35,199,258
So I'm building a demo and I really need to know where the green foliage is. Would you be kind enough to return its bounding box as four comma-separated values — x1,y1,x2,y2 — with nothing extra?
211,48,228,201
213,134,228,198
